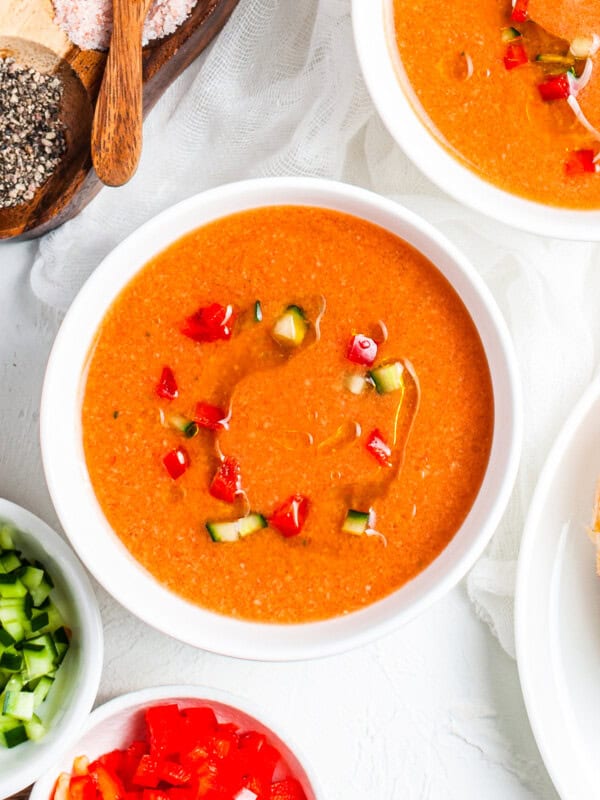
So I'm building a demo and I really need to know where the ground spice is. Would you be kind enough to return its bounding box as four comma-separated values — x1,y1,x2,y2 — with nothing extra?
0,59,66,210
52,0,199,51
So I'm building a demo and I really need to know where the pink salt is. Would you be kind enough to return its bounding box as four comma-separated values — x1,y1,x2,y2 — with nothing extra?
52,0,198,51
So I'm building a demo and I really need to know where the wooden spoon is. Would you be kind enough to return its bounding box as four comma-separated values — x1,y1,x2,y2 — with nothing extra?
91,0,153,187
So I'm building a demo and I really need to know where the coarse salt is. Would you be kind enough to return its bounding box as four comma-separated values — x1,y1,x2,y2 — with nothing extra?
52,0,199,51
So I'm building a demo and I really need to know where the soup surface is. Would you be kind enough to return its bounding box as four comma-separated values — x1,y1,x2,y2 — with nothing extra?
82,206,494,623
393,0,600,208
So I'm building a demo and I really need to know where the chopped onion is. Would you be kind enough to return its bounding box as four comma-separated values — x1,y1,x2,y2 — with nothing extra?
345,374,367,395
570,34,600,59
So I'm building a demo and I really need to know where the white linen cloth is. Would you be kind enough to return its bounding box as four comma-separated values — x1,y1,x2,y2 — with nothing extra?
1,2,599,795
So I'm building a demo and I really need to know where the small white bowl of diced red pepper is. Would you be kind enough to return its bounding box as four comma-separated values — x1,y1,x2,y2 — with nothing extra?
0,498,103,798
30,684,323,800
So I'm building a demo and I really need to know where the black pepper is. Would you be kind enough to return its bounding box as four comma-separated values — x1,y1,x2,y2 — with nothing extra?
0,58,67,210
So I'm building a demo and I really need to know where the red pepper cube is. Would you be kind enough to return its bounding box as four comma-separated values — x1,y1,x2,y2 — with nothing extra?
145,704,184,759
132,756,162,789
365,429,393,468
122,740,148,786
182,303,237,343
503,43,528,70
511,0,528,22
156,366,178,400
346,334,378,367
269,494,310,537
209,457,242,503
538,73,572,102
141,792,170,800
157,761,192,786
565,149,597,175
69,776,96,800
270,778,308,800
193,402,229,431
89,763,127,800
167,792,195,800
163,447,190,480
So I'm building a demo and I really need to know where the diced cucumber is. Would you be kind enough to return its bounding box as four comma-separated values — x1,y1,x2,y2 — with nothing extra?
369,361,405,394
341,509,372,536
0,553,21,573
3,691,35,721
0,525,15,551
271,305,308,348
0,524,70,749
167,415,198,439
19,566,45,593
24,714,46,741
0,575,28,599
23,635,58,681
0,650,22,672
0,721,28,747
501,26,521,42
32,675,54,708
206,513,267,543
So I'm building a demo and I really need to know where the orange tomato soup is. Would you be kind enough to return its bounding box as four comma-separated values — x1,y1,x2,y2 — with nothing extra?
82,207,494,623
393,0,600,208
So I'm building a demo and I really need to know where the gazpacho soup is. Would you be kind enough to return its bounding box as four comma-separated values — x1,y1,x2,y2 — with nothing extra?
393,0,600,208
82,206,494,623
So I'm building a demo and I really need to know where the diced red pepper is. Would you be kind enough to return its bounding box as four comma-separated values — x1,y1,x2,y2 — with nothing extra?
157,761,192,786
122,741,147,785
69,776,96,800
146,704,183,759
269,494,309,537
167,792,194,800
182,303,237,343
270,778,307,800
141,792,169,800
565,149,597,175
346,334,378,367
132,756,161,789
538,73,572,101
97,750,125,778
193,402,229,431
503,42,528,70
124,794,142,800
182,707,218,736
156,366,178,400
365,429,393,468
511,0,528,22
89,763,126,800
163,447,190,480
209,457,242,503
72,757,90,777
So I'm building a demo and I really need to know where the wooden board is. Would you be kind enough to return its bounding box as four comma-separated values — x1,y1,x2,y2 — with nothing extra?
0,0,240,240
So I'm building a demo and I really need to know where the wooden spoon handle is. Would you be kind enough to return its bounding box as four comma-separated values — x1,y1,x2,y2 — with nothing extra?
91,0,148,187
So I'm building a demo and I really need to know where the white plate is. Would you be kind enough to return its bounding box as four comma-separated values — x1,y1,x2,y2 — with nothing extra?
516,377,600,799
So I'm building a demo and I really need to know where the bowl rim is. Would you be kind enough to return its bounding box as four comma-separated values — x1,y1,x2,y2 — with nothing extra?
40,176,523,661
29,684,324,800
0,498,104,798
352,0,600,241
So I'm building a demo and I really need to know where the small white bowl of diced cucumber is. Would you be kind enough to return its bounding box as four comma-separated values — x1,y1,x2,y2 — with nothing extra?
0,498,103,798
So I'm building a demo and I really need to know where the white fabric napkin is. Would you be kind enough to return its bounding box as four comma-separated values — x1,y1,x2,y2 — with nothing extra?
13,0,600,657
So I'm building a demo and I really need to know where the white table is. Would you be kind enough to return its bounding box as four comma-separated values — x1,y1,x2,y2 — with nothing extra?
1,239,557,800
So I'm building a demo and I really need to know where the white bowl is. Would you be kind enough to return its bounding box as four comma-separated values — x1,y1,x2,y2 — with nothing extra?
352,0,600,240
29,684,323,800
40,177,522,661
0,498,103,798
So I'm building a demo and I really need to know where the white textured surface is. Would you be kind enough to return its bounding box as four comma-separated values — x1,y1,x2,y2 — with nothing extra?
2,0,597,795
